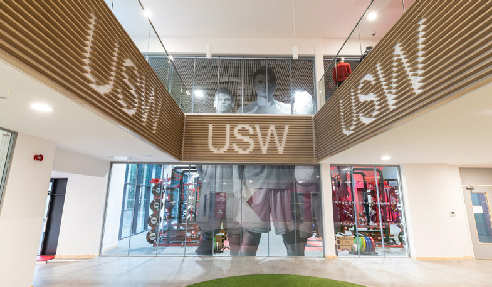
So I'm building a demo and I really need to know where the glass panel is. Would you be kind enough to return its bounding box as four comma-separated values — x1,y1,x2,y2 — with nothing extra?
193,58,219,113
294,165,323,257
218,58,243,114
171,57,195,113
184,166,200,255
471,193,492,243
0,129,15,207
323,59,337,102
210,165,241,257
380,166,408,256
103,163,323,257
241,59,267,114
126,164,138,184
331,166,356,257
292,59,316,115
111,0,151,54
352,168,383,257
101,164,133,256
267,59,292,115
331,165,407,258
157,165,186,255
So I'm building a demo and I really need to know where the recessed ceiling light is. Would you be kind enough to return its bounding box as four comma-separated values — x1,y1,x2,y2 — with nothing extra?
381,155,391,161
368,11,377,21
31,103,53,112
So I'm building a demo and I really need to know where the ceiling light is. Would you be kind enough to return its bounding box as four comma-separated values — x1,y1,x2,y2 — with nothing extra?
144,9,152,19
368,12,377,21
293,45,298,60
31,103,53,112
169,55,173,60
194,90,204,98
381,155,391,161
206,45,212,59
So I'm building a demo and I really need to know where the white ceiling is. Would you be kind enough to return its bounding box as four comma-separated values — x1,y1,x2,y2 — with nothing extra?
114,0,414,40
324,81,492,167
0,59,176,163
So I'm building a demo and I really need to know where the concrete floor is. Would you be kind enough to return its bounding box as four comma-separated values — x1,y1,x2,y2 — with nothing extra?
33,256,492,287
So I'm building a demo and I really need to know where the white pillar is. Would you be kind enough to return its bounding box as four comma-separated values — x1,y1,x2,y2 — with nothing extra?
0,133,56,287
320,162,336,258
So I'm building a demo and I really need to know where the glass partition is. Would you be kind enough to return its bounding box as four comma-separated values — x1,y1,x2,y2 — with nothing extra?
101,163,323,257
0,128,15,208
107,0,189,108
331,165,408,257
171,57,316,115
319,0,410,104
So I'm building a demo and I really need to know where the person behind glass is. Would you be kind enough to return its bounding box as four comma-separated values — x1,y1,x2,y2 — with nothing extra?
332,58,352,87
238,66,291,115
195,87,241,256
235,66,300,256
360,46,373,62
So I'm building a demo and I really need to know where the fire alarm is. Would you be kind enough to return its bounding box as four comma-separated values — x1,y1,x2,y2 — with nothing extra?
34,154,44,161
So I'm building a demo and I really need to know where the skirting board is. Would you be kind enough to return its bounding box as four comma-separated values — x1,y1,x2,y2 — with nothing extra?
415,256,473,260
54,255,97,259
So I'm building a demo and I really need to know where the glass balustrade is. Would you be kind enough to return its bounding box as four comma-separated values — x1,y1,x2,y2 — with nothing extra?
319,0,410,106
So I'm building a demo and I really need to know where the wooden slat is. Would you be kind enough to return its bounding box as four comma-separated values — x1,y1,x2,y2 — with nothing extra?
183,114,315,164
314,0,492,161
0,0,184,159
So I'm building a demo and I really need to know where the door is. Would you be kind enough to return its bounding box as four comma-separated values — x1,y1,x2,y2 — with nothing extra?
463,185,492,259
40,178,67,255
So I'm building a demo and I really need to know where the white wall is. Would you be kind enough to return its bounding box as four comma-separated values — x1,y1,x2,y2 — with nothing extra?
142,36,378,58
400,164,474,259
0,133,56,287
101,163,127,252
51,148,110,258
51,171,108,257
320,162,336,258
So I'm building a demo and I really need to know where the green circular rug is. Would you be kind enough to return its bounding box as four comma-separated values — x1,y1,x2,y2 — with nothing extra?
188,274,364,286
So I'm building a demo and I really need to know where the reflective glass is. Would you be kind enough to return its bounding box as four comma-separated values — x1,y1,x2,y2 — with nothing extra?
331,166,357,257
331,165,408,257
157,165,187,255
193,58,219,113
101,164,132,256
292,59,316,114
0,128,15,207
295,166,323,257
211,165,242,256
218,58,243,114
103,163,323,257
111,0,151,54
380,166,408,256
471,193,492,243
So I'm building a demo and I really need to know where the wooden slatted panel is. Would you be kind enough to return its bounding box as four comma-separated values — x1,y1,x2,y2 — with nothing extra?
183,114,315,164
0,0,184,159
315,0,492,161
